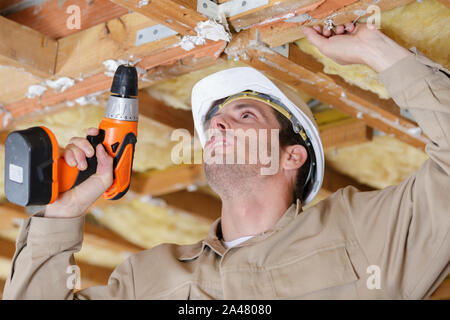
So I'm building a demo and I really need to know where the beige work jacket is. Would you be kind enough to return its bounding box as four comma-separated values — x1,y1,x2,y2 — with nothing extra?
3,49,450,300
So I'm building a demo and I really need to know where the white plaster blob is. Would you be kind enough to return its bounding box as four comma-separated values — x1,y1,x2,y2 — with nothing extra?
0,105,12,128
26,85,48,98
44,77,75,92
103,59,130,77
139,194,167,207
75,93,100,106
138,0,149,8
179,19,231,51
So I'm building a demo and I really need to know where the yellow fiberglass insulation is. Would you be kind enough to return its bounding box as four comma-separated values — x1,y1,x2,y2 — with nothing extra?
89,197,212,249
294,39,390,99
381,0,450,70
325,135,428,189
294,0,450,99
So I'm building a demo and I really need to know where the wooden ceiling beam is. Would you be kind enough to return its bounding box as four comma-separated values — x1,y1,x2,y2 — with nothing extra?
0,278,4,298
0,0,27,12
130,164,207,196
322,162,374,193
289,43,402,117
0,16,57,78
159,190,221,221
255,0,415,48
4,0,128,39
139,89,195,135
55,12,178,78
431,276,450,300
226,28,428,150
110,0,207,36
320,118,372,150
229,0,324,32
0,19,226,130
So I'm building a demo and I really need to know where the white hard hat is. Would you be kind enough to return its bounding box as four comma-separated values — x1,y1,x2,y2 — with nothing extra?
191,66,324,204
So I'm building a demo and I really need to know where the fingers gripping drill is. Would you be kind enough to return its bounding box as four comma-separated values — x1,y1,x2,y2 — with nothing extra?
4,65,139,206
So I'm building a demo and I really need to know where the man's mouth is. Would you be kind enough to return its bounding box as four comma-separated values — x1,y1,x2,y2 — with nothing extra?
205,135,234,152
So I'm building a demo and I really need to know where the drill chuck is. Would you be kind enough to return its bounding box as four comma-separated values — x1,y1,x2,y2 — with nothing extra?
111,65,138,97
105,96,138,121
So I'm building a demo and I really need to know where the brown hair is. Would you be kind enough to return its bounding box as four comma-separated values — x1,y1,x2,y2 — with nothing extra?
272,108,312,204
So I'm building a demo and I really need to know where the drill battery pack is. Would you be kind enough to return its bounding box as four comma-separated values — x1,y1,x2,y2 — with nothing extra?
5,127,55,206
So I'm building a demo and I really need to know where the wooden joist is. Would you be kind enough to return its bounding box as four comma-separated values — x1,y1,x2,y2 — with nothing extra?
431,277,450,300
159,190,221,221
0,1,22,11
55,12,178,78
0,278,4,298
322,162,374,193
230,0,324,32
320,118,372,150
139,90,195,135
0,16,57,78
0,39,226,129
289,43,402,117
255,0,415,47
226,28,428,150
4,0,128,39
110,0,207,36
131,164,207,196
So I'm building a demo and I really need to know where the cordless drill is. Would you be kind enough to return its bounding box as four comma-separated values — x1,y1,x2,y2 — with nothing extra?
4,65,139,207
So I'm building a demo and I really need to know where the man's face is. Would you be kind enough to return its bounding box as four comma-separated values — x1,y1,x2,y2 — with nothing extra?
203,98,282,195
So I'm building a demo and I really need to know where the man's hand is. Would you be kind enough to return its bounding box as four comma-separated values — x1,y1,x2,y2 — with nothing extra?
302,23,413,73
44,127,114,219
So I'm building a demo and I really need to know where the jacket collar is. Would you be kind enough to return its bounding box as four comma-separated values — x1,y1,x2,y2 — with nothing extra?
178,199,303,260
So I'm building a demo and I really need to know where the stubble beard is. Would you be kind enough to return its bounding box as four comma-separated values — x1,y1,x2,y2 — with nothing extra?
204,161,262,200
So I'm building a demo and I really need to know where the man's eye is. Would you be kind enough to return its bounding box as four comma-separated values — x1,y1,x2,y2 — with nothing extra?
241,112,255,119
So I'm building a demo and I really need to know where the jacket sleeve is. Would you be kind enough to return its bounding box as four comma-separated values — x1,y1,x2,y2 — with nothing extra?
2,214,136,300
341,48,450,299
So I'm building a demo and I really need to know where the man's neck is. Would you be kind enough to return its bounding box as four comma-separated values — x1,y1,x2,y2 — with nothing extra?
219,178,292,242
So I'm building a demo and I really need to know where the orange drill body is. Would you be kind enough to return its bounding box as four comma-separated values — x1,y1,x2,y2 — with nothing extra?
39,117,138,204
4,65,139,207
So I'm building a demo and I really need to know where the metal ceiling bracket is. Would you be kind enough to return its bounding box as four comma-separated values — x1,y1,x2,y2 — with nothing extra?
197,0,269,20
136,24,178,46
272,43,289,58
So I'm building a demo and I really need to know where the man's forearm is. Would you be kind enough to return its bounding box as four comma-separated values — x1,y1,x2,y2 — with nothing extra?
362,31,413,73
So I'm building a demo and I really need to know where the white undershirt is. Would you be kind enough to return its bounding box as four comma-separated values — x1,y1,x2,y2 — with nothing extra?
223,235,254,249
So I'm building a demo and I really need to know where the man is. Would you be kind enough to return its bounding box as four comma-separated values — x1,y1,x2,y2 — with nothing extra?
3,23,449,299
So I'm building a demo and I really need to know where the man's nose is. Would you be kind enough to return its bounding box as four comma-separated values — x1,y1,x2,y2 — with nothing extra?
211,114,231,130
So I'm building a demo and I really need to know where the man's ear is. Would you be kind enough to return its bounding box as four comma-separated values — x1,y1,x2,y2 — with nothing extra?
281,144,307,171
